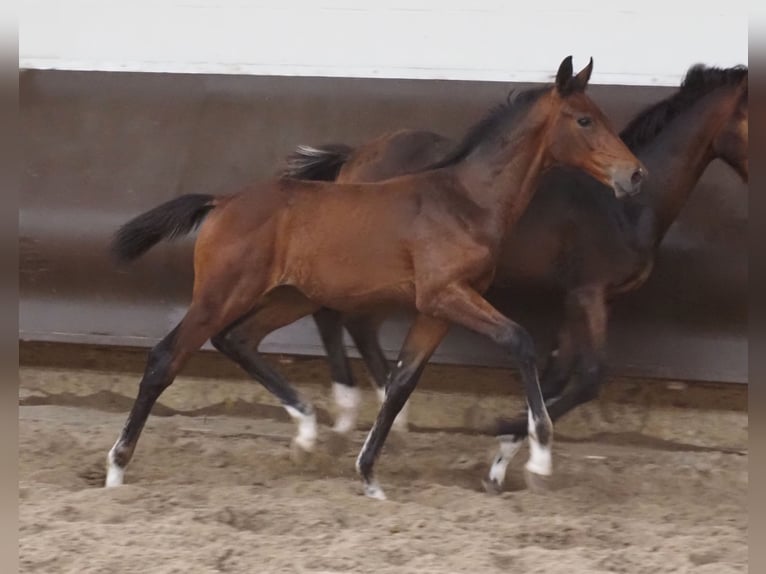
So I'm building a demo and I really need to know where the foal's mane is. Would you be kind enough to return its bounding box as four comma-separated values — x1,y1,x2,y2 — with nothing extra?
620,64,748,150
419,86,550,172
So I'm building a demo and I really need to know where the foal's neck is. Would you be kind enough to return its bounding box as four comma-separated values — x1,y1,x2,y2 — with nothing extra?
453,119,548,241
636,90,733,244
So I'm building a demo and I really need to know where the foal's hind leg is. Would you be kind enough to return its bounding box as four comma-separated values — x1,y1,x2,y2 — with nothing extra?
211,289,322,454
106,304,224,487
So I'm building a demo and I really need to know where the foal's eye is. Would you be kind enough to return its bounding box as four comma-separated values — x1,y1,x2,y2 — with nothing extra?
577,116,593,127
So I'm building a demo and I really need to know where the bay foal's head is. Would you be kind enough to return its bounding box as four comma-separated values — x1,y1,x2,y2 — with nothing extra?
541,56,646,197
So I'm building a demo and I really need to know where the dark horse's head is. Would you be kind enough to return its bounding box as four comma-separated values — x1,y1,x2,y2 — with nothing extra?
540,56,646,197
708,69,748,182
620,64,749,184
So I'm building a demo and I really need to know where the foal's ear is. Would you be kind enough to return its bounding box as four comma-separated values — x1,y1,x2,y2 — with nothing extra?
555,56,574,94
571,58,594,92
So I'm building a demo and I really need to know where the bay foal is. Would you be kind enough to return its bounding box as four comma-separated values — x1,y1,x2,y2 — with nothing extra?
106,57,643,498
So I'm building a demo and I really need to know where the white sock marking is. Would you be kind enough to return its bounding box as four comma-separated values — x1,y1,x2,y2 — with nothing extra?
356,426,374,476
331,382,361,434
285,405,317,451
105,443,125,487
364,481,387,500
356,424,387,500
488,437,524,486
525,409,553,476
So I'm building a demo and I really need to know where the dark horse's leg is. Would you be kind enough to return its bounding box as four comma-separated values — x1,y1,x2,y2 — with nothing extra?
312,308,362,434
211,289,322,455
487,285,607,491
357,285,552,499
540,286,608,417
314,310,401,434
345,315,391,393
539,324,578,401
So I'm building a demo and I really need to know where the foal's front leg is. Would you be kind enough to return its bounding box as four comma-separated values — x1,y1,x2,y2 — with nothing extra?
356,314,450,499
356,284,553,499
424,285,553,482
489,285,607,491
345,315,411,432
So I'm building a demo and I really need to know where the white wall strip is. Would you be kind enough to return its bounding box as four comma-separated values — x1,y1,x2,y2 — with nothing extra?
20,1,748,86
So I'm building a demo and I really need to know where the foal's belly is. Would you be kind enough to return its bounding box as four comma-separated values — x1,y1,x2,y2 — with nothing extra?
284,258,417,314
276,190,421,312
279,234,418,313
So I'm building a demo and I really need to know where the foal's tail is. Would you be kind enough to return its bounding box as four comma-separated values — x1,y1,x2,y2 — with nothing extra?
111,193,217,263
281,143,354,181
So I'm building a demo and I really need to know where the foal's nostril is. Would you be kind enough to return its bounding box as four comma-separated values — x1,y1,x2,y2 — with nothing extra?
630,168,644,187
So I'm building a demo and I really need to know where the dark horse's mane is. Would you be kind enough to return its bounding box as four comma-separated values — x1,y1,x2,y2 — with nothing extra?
620,64,748,150
421,86,550,172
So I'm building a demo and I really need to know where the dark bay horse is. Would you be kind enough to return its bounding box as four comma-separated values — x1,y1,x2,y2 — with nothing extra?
282,64,748,491
105,57,644,498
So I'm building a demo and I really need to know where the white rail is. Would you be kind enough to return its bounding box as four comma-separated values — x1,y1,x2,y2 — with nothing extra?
20,1,747,86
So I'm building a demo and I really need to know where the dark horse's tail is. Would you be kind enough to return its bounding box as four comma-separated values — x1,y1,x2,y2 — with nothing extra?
281,144,354,181
111,194,217,263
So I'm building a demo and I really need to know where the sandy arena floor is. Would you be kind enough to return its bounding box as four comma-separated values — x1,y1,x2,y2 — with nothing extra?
19,357,747,574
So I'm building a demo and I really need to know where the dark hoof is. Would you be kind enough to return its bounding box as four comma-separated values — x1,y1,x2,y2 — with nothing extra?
523,468,554,493
482,478,504,496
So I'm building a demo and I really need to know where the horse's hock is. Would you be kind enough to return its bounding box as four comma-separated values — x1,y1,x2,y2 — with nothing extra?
20,69,747,384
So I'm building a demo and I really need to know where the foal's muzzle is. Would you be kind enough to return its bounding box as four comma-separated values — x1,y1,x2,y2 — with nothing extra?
613,165,647,198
